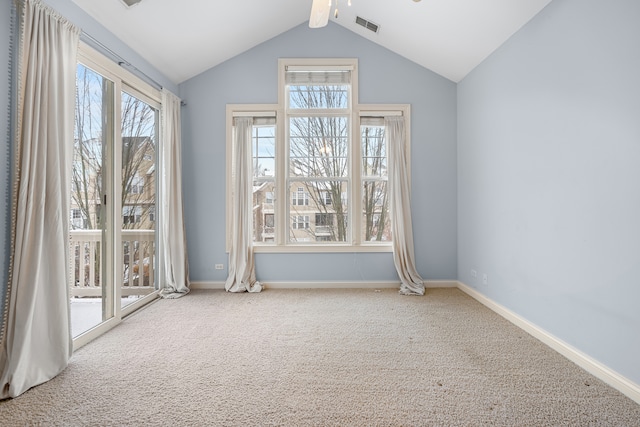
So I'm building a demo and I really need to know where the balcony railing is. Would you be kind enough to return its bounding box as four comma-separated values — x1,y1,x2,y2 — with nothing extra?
69,229,156,298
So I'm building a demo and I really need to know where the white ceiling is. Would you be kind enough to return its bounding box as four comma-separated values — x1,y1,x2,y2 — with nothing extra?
71,0,553,85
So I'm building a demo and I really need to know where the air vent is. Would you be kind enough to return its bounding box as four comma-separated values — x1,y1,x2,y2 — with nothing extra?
120,0,143,7
355,16,380,34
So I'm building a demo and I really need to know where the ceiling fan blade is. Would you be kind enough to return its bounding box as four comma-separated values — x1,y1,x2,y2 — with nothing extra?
309,0,331,28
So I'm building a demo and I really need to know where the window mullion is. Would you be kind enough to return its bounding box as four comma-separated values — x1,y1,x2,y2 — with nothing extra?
352,113,361,246
276,110,287,246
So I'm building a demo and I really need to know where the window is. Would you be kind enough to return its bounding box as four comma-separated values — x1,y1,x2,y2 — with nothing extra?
263,213,275,243
292,187,309,206
130,174,144,194
227,59,410,252
292,215,310,230
315,213,334,226
123,206,142,225
70,208,86,229
286,61,352,245
265,192,274,204
320,191,332,205
265,213,274,228
361,119,390,242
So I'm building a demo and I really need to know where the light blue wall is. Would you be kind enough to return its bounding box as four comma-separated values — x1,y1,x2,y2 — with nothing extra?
179,22,458,283
458,0,640,384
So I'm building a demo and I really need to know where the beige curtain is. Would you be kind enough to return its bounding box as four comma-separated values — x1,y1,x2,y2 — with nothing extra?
225,117,262,293
386,116,425,296
0,0,79,398
158,89,190,299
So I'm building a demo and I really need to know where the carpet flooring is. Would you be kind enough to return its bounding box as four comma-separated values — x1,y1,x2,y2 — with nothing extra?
0,288,639,426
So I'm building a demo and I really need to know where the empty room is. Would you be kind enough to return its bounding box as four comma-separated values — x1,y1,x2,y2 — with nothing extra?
1,0,639,425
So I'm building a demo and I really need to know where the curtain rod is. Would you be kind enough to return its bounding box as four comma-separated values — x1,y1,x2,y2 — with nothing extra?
80,31,163,91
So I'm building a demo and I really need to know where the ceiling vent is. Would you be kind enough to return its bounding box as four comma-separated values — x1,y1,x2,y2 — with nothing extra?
355,16,380,34
120,0,143,7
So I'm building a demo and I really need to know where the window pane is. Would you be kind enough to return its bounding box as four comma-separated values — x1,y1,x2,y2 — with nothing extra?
289,181,348,243
253,180,276,243
362,180,390,242
289,116,348,177
72,64,105,232
289,84,349,109
121,91,158,309
234,121,277,244
253,125,275,177
361,125,387,177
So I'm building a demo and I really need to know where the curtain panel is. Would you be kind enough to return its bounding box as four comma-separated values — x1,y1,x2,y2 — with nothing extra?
386,116,425,296
0,0,79,399
158,89,190,299
225,117,262,293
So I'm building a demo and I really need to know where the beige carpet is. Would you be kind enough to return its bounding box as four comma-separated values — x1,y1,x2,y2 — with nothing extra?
1,288,639,426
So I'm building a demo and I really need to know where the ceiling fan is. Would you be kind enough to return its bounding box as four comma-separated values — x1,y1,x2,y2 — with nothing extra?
309,0,351,28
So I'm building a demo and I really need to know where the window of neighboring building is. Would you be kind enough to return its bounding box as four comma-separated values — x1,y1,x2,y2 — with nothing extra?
320,191,332,206
292,187,309,206
292,215,310,230
315,213,334,226
265,192,274,204
130,174,144,194
123,206,142,225
265,213,274,228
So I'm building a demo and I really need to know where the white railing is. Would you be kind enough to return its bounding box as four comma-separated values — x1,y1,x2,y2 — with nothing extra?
69,229,156,297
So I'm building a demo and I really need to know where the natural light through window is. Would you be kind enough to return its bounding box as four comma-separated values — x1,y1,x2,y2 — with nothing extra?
226,59,409,253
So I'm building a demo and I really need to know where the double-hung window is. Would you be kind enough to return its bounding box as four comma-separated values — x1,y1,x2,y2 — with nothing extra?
227,59,409,252
286,62,351,244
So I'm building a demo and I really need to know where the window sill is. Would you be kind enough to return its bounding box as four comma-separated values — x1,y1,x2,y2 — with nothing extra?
253,244,393,254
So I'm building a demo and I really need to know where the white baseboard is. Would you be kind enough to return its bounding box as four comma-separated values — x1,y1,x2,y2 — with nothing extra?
189,281,225,290
265,281,400,289
456,281,640,405
425,280,459,288
189,280,458,290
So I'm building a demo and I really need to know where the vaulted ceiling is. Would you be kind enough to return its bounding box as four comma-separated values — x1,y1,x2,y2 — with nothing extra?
71,0,553,85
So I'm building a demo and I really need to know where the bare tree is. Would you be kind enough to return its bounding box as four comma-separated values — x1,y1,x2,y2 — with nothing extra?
287,84,389,242
73,72,156,230
72,66,157,285
120,93,156,230
362,126,389,241
289,84,349,242
72,66,104,231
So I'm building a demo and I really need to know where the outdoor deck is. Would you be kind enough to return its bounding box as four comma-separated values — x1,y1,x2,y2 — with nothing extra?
69,229,156,337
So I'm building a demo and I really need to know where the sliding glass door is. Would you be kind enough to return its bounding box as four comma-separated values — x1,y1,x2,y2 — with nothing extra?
70,44,161,346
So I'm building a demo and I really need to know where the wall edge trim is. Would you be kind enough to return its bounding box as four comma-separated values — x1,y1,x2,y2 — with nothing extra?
456,281,640,405
189,280,458,290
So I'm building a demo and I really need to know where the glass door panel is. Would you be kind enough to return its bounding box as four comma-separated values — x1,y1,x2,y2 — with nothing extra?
70,64,114,337
121,91,158,308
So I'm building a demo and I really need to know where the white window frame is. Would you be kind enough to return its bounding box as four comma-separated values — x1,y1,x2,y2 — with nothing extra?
226,58,411,253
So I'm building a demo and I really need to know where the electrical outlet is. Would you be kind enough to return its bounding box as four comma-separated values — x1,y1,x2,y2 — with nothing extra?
471,269,477,279
215,264,224,270
482,274,488,285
